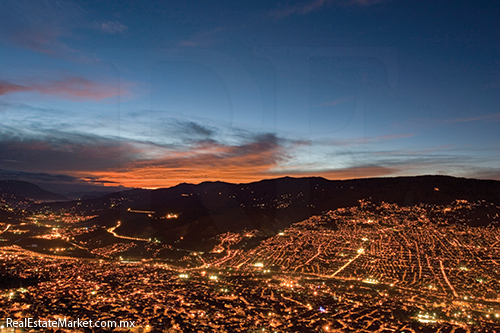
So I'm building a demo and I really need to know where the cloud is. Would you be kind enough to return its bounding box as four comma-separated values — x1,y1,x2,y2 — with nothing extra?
99,21,127,34
0,101,65,114
320,133,414,147
174,121,214,138
462,168,500,181
317,96,356,107
270,0,328,19
178,28,224,47
136,133,284,172
81,133,291,188
349,149,496,179
269,165,397,179
268,0,387,19
1,117,497,190
0,131,143,174
404,113,500,130
0,77,129,101
0,169,79,183
0,167,119,187
0,125,294,188
448,113,500,123
293,145,500,181
0,0,84,53
0,168,131,195
0,1,127,58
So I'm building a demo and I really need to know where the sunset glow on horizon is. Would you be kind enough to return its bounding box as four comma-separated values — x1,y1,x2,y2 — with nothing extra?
0,0,499,192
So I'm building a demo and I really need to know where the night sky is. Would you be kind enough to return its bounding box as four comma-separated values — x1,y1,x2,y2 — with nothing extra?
0,0,499,192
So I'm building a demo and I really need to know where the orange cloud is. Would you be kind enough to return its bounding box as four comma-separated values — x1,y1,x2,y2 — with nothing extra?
81,163,397,189
1,128,402,189
77,136,399,188
0,77,129,101
80,134,289,188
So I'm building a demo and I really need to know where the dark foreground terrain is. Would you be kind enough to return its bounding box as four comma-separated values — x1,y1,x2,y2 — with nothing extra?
1,176,500,332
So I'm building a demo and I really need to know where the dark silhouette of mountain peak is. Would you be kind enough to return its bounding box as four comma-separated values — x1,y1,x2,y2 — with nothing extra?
0,180,67,202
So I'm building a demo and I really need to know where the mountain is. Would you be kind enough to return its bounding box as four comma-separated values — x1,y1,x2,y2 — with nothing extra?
29,175,500,250
0,180,67,202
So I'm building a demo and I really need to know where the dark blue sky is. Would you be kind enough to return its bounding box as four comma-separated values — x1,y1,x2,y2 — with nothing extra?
0,0,499,190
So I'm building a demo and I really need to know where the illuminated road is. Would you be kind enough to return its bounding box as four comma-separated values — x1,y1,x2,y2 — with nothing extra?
330,248,364,278
440,260,459,298
295,242,325,272
0,224,11,235
69,241,88,250
107,222,149,242
212,249,242,267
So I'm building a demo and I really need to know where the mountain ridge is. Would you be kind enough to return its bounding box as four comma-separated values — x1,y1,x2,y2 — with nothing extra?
18,175,498,250
0,180,67,202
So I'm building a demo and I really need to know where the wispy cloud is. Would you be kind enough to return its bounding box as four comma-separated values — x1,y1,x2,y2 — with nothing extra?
0,168,79,183
268,165,397,179
0,168,130,194
178,28,225,47
447,113,500,123
0,101,65,114
77,133,293,187
1,119,497,189
0,0,127,58
0,125,293,188
268,0,387,19
266,144,476,181
316,96,356,107
461,167,500,181
320,133,414,147
403,112,500,130
0,77,130,101
0,129,145,173
99,21,127,34
269,0,328,19
174,120,214,138
0,0,84,54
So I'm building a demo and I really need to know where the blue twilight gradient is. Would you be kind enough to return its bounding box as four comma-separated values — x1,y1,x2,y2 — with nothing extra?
0,0,499,190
